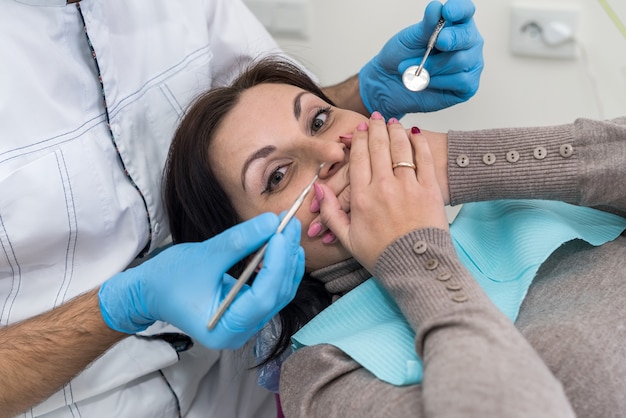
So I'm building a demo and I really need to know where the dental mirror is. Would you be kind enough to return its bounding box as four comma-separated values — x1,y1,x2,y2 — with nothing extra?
402,17,445,92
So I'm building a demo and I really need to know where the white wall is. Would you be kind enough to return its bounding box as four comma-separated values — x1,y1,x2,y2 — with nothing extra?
263,0,626,132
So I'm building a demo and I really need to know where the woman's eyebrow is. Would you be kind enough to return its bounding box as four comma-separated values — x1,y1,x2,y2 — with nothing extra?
241,145,277,190
293,91,308,121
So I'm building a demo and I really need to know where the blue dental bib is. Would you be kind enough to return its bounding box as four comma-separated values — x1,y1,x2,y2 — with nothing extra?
292,200,626,386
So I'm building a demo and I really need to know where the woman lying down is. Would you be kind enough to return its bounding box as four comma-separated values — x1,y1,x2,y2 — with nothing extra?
163,56,626,418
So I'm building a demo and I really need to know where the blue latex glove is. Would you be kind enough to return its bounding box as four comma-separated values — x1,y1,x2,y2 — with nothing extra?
359,0,484,119
99,213,305,350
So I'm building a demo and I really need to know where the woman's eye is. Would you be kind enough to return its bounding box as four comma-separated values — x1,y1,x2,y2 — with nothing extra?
311,107,331,133
264,166,288,193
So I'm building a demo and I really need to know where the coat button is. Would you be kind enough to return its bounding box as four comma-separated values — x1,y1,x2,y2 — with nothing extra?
412,240,428,254
456,155,470,168
506,150,520,163
559,144,574,158
425,259,439,270
482,153,496,165
436,272,452,281
533,146,547,160
446,283,462,291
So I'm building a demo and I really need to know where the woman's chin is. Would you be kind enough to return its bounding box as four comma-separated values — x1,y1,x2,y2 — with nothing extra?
303,241,352,271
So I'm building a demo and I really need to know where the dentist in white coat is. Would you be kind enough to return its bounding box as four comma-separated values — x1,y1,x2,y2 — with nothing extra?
0,0,484,416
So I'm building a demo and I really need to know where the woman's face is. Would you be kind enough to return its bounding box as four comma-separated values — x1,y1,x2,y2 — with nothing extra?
209,83,367,271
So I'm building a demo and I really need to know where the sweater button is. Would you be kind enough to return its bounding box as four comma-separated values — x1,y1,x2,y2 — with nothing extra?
412,240,428,254
506,150,520,163
559,144,574,158
425,259,439,270
452,293,469,303
482,153,496,165
456,155,470,168
533,146,547,160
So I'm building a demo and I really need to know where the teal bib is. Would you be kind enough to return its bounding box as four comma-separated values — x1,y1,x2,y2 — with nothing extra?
292,200,626,386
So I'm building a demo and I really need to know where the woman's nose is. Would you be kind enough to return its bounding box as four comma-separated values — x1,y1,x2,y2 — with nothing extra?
311,140,348,178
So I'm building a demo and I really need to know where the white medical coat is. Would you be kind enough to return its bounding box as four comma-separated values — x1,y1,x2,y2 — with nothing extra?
0,0,282,416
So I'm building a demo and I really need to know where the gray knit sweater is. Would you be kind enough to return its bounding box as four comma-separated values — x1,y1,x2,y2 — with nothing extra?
279,117,626,418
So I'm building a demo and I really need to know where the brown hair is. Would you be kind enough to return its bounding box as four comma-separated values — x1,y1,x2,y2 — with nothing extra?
163,56,332,365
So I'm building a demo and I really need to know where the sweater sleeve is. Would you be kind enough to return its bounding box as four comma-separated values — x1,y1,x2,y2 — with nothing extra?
279,228,576,418
448,117,626,215
374,228,575,418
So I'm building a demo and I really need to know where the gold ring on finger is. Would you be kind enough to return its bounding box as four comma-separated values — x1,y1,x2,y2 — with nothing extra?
392,161,417,170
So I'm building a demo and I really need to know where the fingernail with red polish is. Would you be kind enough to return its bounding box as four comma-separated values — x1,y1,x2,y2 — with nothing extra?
411,126,421,134
388,118,399,125
307,222,323,237
322,231,336,244
371,111,383,120
357,122,368,131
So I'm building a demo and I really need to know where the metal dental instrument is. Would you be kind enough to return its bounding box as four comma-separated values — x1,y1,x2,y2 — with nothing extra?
402,17,446,92
207,162,326,330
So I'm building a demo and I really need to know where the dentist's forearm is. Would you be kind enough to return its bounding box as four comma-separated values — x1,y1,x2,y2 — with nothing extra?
322,74,370,117
0,288,125,417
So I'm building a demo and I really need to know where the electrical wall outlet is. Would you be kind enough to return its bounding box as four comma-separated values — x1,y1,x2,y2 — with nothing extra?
510,3,579,59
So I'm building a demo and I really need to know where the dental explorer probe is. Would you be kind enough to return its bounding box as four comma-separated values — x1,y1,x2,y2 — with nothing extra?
207,163,326,330
402,17,446,92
